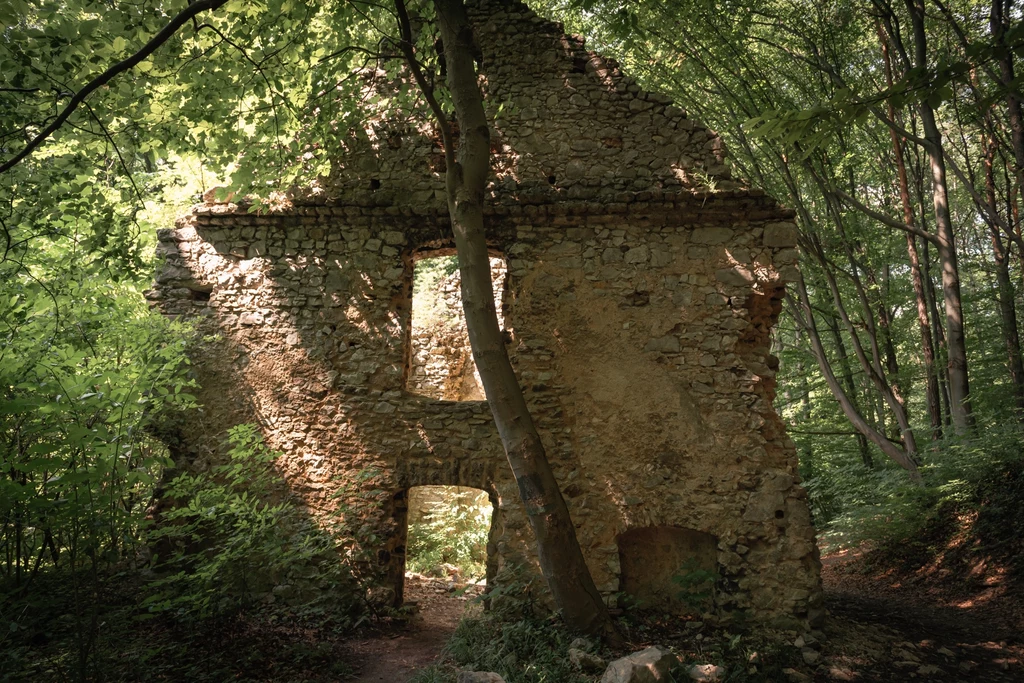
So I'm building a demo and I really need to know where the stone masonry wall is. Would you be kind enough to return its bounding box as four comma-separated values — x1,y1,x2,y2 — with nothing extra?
149,0,822,627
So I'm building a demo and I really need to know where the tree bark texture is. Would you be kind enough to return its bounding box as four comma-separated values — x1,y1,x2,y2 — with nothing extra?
904,0,974,432
427,0,617,638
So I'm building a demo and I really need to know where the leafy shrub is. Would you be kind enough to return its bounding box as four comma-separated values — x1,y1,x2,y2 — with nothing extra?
413,615,595,683
143,425,365,624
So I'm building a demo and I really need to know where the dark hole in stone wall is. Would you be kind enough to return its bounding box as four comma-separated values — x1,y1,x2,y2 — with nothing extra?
617,526,718,616
189,287,212,301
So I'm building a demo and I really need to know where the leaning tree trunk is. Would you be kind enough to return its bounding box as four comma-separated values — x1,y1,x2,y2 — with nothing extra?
409,0,618,639
826,316,874,467
790,278,921,482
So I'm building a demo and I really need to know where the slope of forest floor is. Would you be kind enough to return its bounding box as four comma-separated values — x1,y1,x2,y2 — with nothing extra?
818,549,1022,681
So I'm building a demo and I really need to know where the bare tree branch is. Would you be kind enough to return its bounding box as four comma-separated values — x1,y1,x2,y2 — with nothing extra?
394,0,454,171
832,187,940,245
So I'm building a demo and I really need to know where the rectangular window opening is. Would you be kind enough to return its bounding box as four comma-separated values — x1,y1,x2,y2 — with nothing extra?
407,252,507,401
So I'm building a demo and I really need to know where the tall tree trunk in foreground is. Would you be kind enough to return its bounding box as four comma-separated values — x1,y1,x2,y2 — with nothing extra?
904,0,974,432
397,0,617,638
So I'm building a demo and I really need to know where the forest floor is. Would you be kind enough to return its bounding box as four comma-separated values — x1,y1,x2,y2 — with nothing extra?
816,548,1023,681
340,574,484,682
339,551,1024,683
4,548,1022,681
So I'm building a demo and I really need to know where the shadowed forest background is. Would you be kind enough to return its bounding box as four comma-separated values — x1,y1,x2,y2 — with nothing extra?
2,0,1024,680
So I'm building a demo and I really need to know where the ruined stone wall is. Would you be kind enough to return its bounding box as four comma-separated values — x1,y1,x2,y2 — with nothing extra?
148,0,822,627
321,0,733,212
150,190,819,626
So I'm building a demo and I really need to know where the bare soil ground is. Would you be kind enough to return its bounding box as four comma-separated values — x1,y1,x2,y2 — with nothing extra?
342,574,482,683
816,549,1023,681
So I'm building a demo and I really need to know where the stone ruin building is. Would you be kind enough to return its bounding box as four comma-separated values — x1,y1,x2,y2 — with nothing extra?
148,0,823,628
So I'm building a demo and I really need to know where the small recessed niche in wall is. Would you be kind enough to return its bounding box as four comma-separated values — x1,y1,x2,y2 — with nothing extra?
406,251,507,401
617,526,718,616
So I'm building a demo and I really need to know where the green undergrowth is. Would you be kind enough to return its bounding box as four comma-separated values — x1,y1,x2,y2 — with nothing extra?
0,567,357,682
0,426,398,681
411,615,598,683
407,487,491,580
412,609,805,683
808,426,1024,556
861,456,1024,584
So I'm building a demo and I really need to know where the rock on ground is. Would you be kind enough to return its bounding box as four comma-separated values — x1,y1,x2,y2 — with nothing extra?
569,646,606,673
456,672,505,683
600,645,679,683
688,663,725,681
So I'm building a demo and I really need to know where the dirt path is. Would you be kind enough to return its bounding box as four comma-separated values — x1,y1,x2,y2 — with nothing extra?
818,550,1024,681
342,575,481,682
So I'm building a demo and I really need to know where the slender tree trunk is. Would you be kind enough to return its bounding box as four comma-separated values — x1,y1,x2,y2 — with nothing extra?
992,0,1024,199
984,131,1024,413
905,0,974,431
790,280,920,482
408,0,617,638
827,317,874,467
921,235,952,425
810,232,919,457
908,234,943,436
879,30,943,435
877,272,903,408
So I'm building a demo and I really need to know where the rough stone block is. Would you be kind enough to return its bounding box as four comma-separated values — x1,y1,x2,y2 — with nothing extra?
645,335,681,353
763,222,799,247
715,267,754,286
692,227,733,244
